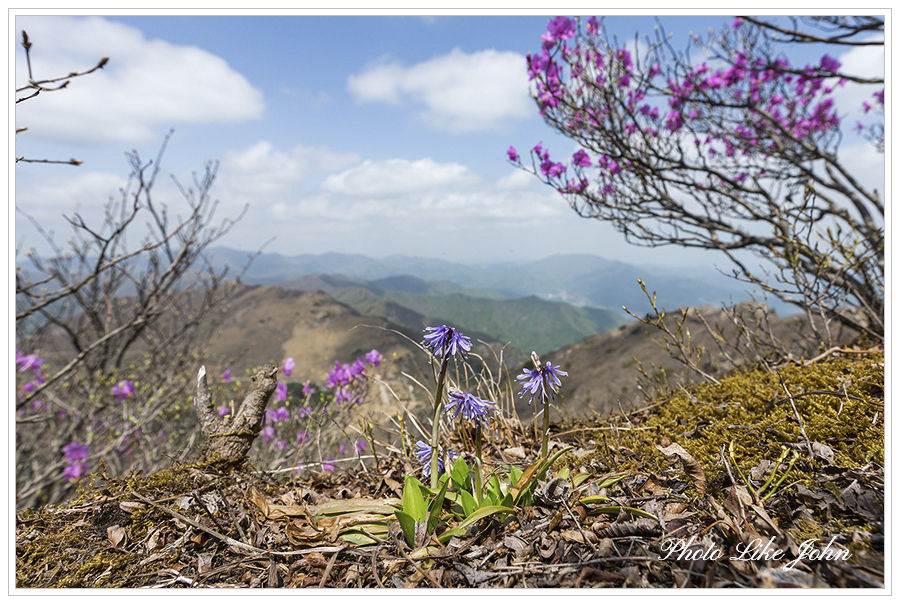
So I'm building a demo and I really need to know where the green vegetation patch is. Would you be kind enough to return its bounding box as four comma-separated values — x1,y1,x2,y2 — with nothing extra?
571,352,884,495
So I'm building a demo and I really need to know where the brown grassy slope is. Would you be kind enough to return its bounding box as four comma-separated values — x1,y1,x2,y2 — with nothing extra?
204,284,430,383
542,302,858,421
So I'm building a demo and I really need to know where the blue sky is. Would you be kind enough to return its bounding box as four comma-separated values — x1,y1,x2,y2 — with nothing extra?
13,12,885,268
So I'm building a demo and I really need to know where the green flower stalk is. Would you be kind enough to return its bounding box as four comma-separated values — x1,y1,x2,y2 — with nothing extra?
421,326,472,488
446,390,498,503
517,351,568,459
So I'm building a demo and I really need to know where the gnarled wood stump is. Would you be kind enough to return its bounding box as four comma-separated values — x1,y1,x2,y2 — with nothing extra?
192,364,279,465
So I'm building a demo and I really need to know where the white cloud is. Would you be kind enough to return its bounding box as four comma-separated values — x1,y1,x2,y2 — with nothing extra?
14,16,265,144
347,48,533,132
220,140,360,200
321,158,481,197
830,39,884,118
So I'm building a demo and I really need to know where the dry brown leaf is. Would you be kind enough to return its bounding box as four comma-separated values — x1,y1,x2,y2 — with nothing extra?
656,442,707,496
248,486,269,518
107,525,127,548
118,501,147,514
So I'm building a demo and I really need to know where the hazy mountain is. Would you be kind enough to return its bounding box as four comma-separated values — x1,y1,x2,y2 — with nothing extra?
275,273,625,355
210,247,780,316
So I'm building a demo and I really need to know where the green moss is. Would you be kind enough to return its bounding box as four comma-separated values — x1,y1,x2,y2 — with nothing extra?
581,352,883,496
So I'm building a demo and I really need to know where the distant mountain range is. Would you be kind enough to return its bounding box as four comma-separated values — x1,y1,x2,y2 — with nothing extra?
210,247,788,317
273,273,624,355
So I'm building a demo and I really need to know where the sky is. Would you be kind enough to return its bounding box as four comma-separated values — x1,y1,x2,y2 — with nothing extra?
12,10,886,269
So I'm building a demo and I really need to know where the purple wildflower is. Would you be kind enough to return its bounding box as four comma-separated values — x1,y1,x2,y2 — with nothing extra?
422,325,472,359
507,146,520,162
414,441,459,477
356,440,367,453
819,54,841,73
446,391,499,428
297,431,310,446
261,426,275,442
516,361,568,405
62,441,89,463
573,149,591,167
220,367,232,382
275,382,288,403
365,349,383,366
112,380,135,402
17,354,44,373
282,357,295,377
218,405,230,417
322,458,336,473
546,16,576,41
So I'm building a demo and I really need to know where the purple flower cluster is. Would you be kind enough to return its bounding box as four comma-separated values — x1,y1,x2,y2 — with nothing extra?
446,390,499,429
517,15,872,195
16,350,47,410
112,380,134,402
62,441,90,481
414,441,459,477
422,325,472,359
516,361,568,405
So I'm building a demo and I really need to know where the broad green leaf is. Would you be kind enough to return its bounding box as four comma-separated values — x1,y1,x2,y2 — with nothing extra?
572,472,591,488
427,475,450,533
596,474,629,490
509,464,523,485
537,446,574,481
394,509,418,548
437,527,468,544
460,489,478,517
459,505,515,528
312,498,401,516
402,475,427,522
510,457,544,504
577,495,612,506
557,466,571,480
499,491,514,509
451,456,470,489
486,474,502,500
339,530,380,546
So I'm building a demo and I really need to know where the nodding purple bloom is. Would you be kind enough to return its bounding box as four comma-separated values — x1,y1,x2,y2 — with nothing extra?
516,361,568,405
282,357,295,377
356,440,367,453
414,441,459,477
322,458,336,473
874,89,884,105
220,367,232,382
63,462,89,481
819,54,841,73
275,382,288,403
422,325,472,359
338,443,347,456
62,441,89,464
507,146,520,162
365,349,383,366
217,405,230,417
112,380,135,402
546,16,576,41
446,391,499,428
17,353,44,373
572,149,591,167
302,381,316,396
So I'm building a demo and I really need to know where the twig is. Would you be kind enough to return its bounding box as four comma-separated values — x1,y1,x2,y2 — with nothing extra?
391,532,442,588
131,492,343,558
778,374,814,457
318,549,341,588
